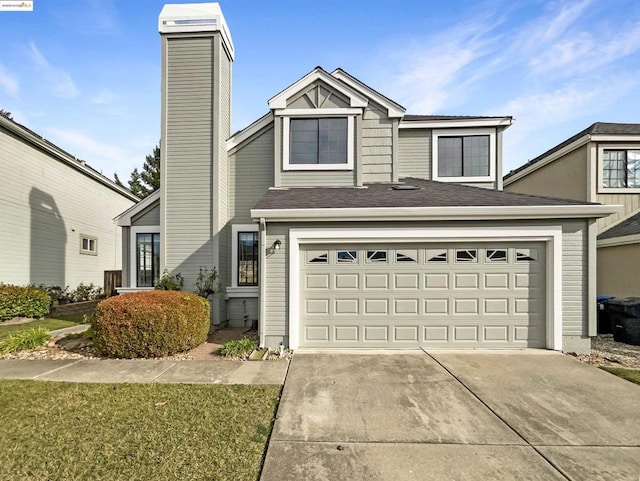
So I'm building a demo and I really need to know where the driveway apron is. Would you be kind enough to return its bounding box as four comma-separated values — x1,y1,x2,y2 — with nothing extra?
261,350,640,481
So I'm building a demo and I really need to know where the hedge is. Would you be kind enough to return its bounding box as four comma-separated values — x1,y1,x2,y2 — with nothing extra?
0,284,51,320
92,291,210,358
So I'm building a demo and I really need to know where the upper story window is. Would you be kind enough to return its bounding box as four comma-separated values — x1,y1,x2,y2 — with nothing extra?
281,110,356,171
603,149,640,189
290,118,347,165
432,128,496,183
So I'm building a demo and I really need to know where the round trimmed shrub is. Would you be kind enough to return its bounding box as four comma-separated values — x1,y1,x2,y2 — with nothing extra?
93,291,210,358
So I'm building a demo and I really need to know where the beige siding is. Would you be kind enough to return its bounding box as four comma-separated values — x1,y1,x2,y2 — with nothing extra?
362,103,393,183
131,201,160,226
597,243,640,298
228,297,259,327
280,170,356,187
229,126,274,223
398,129,430,179
562,220,588,336
505,145,589,201
262,219,589,348
162,34,232,292
596,193,640,231
0,129,133,287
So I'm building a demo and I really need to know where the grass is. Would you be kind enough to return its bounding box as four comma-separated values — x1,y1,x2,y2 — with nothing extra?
219,338,259,358
600,366,640,385
0,311,90,340
0,380,280,481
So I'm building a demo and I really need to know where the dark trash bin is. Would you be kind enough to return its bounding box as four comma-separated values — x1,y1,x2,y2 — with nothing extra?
597,296,615,334
607,297,640,346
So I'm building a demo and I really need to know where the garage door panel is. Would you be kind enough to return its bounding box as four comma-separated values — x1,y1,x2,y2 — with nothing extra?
300,242,546,348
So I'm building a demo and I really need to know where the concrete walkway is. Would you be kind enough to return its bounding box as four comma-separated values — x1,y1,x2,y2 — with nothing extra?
0,358,288,385
261,350,640,481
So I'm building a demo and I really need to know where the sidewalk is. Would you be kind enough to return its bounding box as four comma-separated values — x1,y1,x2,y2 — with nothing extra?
0,358,288,385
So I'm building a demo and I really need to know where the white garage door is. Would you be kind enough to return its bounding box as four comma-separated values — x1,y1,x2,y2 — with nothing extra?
299,242,546,348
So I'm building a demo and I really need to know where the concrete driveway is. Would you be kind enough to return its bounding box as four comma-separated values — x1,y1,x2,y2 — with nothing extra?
261,350,640,481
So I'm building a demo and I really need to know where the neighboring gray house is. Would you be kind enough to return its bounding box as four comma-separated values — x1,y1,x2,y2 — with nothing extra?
0,115,137,289
117,3,617,354
504,123,640,299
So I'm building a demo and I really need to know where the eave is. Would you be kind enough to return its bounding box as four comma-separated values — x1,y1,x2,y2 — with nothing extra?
252,204,621,223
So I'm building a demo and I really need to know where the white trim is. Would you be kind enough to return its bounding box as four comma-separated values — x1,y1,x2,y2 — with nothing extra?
282,115,355,171
231,224,259,289
115,190,161,226
226,113,273,152
288,226,563,351
275,108,362,116
597,143,640,193
268,68,368,109
597,233,640,247
116,287,154,294
503,135,591,186
432,128,496,183
330,69,405,118
401,118,513,129
130,226,160,288
252,204,621,222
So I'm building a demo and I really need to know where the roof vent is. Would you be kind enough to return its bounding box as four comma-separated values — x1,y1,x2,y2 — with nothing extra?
391,184,420,191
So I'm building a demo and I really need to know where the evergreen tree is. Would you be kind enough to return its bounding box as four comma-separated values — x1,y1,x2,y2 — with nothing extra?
113,172,124,187
129,143,160,199
0,109,12,119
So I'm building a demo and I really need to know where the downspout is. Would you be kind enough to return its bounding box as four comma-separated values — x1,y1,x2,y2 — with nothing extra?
259,218,267,348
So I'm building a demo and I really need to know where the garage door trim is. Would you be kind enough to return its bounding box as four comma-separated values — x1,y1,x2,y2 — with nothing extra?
288,227,562,351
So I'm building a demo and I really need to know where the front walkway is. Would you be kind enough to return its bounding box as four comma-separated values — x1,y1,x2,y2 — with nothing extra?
0,358,288,384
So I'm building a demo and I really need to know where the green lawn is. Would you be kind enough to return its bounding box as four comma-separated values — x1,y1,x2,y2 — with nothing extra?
601,366,640,385
0,312,91,340
0,380,280,481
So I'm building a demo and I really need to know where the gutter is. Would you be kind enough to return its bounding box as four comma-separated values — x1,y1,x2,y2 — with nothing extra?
251,204,622,223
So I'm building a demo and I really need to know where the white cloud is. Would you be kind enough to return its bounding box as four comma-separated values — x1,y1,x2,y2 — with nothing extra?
28,42,78,98
0,64,19,97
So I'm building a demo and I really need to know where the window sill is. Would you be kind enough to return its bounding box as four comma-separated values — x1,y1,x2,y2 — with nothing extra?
283,163,353,171
226,286,259,298
433,175,495,183
598,187,640,194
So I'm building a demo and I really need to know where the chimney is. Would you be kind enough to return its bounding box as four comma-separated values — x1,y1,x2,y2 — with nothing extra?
158,3,233,303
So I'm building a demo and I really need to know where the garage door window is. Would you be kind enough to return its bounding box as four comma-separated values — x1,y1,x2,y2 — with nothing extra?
308,251,328,263
456,249,477,263
367,250,387,263
426,250,447,263
486,249,507,262
396,250,417,263
337,251,357,263
516,249,536,262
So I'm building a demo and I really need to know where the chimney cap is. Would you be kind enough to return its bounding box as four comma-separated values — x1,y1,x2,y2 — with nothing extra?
159,3,234,59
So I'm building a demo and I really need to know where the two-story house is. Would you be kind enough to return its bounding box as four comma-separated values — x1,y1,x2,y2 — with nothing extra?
504,123,640,299
116,3,616,354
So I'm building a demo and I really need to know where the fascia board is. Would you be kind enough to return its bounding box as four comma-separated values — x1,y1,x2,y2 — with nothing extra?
115,190,161,226
252,204,622,222
400,119,513,129
330,69,405,118
590,134,640,142
268,69,368,109
227,113,273,152
503,135,591,185
597,233,640,247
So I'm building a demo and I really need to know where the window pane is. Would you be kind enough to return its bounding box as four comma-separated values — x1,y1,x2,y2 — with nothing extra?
603,150,626,188
290,119,318,164
137,233,153,287
152,234,160,285
463,136,489,176
290,118,347,165
238,232,258,286
318,118,347,164
628,150,640,188
456,249,477,263
337,250,357,263
438,137,462,177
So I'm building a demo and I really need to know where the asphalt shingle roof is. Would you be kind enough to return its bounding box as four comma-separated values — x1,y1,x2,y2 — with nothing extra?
253,178,594,211
402,115,511,122
505,122,640,180
599,211,640,240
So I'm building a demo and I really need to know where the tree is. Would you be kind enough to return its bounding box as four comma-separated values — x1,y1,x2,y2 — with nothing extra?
129,143,160,199
0,109,12,120
113,172,124,187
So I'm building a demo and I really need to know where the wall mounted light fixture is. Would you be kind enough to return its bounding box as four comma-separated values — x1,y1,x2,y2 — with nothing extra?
273,239,281,250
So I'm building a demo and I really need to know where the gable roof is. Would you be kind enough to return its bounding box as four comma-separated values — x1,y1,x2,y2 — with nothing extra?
598,211,640,241
251,178,617,222
115,189,160,226
268,67,368,110
504,122,640,182
330,68,405,118
0,115,138,202
400,114,513,129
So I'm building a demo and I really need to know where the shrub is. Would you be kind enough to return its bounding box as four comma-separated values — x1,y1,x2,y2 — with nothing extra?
219,337,258,358
195,266,221,298
0,284,51,320
0,327,51,354
92,291,209,358
70,283,103,302
155,271,184,291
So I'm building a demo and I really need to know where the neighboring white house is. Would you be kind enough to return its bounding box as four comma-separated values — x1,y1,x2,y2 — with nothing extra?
116,3,618,354
0,114,138,289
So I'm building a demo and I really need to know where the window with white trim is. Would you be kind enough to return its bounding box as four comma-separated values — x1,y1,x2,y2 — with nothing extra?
281,111,356,171
80,234,97,256
238,232,258,286
432,129,496,182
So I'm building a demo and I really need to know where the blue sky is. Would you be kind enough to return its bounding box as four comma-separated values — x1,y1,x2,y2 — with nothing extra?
1,0,640,182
